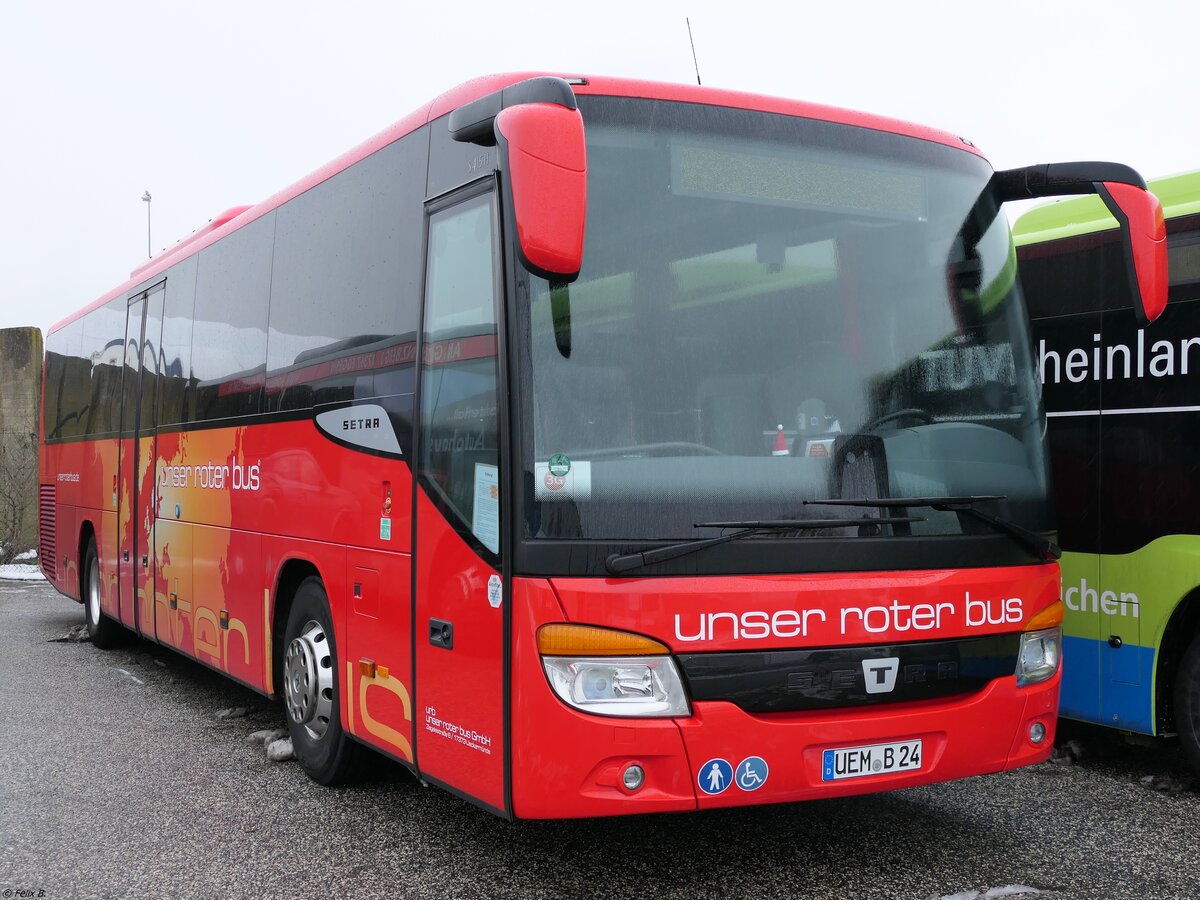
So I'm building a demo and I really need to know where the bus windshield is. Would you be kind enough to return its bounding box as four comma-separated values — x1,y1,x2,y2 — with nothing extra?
519,97,1050,543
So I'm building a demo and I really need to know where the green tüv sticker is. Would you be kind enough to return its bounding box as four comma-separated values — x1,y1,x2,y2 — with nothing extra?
548,453,571,477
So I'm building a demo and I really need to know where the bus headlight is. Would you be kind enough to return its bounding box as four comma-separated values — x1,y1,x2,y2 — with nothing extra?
541,656,691,717
536,623,691,717
1015,627,1061,686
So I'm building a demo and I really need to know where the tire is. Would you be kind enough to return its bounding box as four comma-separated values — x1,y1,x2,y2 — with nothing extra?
1174,633,1200,775
83,537,122,649
282,576,363,785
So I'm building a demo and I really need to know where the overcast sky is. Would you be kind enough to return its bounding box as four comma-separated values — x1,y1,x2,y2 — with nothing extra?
1,0,1194,333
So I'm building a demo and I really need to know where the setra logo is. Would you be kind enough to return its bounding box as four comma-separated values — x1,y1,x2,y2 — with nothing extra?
861,657,900,694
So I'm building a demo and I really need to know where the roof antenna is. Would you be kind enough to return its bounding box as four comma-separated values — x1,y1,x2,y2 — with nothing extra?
686,17,702,86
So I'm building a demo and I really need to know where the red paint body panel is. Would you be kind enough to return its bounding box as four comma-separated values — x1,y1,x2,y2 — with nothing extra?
511,578,696,817
413,491,506,812
549,564,1060,652
510,567,1060,819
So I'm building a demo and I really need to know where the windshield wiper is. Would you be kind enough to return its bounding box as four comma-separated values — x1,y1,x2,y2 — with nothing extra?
604,516,924,575
803,496,1061,560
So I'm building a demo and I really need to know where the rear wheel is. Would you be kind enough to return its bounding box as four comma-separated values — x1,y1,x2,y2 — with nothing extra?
1174,633,1200,774
283,576,363,784
83,537,122,648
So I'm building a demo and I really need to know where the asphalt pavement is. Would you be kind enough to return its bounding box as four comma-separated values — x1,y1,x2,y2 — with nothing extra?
1,579,1198,899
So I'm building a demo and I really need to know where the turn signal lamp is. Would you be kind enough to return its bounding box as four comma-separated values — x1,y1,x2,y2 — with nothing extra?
537,624,690,718
1023,600,1064,631
537,624,670,657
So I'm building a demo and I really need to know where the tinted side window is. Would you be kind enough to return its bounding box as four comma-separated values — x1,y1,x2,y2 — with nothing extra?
78,297,126,436
160,257,197,426
121,297,143,434
192,213,274,421
266,131,427,414
140,286,165,434
1168,218,1200,301
419,190,501,557
43,322,82,441
1018,230,1129,320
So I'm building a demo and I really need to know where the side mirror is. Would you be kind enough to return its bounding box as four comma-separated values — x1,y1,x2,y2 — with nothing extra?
995,162,1167,325
494,103,587,282
1096,182,1168,325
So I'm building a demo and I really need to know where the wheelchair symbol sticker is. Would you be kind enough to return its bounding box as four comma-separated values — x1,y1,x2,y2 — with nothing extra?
735,756,769,791
698,758,734,795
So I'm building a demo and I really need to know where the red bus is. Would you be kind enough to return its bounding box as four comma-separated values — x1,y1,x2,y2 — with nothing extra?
38,73,1167,819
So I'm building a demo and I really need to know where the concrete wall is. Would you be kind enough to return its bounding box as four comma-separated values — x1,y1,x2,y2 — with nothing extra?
0,327,43,558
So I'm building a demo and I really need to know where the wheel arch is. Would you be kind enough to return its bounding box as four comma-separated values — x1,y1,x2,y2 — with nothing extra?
271,556,324,698
76,518,96,603
1155,586,1200,734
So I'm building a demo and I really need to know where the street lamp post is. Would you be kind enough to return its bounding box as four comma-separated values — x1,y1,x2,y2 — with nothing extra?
141,190,152,258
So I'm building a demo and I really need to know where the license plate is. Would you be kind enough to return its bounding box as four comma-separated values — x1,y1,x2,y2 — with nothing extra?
821,739,922,781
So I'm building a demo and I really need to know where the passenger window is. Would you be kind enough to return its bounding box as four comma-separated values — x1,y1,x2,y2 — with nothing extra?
418,190,501,557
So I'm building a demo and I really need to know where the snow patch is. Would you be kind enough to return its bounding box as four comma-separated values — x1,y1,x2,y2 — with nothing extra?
49,624,90,643
216,706,252,720
1050,739,1085,765
1139,773,1194,794
933,887,1040,900
116,667,145,685
0,563,46,581
266,737,295,762
247,728,287,746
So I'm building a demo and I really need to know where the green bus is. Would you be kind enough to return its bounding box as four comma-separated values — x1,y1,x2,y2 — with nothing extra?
1015,170,1200,768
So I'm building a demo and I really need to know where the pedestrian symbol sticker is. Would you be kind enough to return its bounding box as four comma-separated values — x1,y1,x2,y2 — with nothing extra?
736,756,769,791
698,758,734,795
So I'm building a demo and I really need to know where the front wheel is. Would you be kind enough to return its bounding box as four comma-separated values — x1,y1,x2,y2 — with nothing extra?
83,537,122,648
1173,633,1200,775
283,576,363,784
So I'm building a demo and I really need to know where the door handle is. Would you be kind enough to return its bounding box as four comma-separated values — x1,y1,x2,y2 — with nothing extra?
123,550,129,562
1108,635,1123,649
429,618,454,650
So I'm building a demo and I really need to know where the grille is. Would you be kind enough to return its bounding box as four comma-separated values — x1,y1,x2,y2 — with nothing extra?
678,633,1021,713
38,484,55,579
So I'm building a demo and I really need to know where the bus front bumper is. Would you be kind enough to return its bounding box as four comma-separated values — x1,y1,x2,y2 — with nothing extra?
510,670,1059,819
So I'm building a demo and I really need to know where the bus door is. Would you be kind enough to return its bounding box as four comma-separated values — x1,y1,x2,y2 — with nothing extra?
117,284,165,638
412,184,507,814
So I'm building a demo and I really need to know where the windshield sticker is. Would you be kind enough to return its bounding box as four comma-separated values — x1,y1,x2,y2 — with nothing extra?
548,453,571,476
472,464,500,554
535,460,592,501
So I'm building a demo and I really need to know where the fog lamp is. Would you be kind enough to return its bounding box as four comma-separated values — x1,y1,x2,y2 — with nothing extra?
622,764,645,792
1029,722,1046,744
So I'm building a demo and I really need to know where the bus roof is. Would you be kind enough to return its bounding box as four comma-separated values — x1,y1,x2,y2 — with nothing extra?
51,72,984,335
1013,169,1200,247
